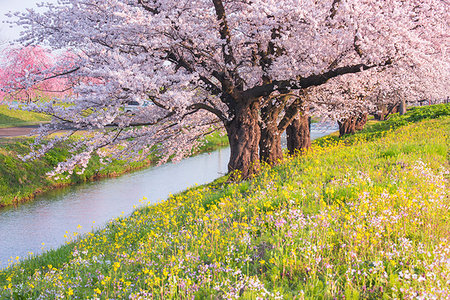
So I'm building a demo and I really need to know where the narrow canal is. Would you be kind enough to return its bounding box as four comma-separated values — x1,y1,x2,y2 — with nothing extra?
0,126,336,268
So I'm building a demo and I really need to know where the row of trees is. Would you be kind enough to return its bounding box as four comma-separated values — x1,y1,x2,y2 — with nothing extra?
4,0,449,179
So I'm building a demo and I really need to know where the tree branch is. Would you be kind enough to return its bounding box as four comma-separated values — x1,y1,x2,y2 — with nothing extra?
243,60,392,99
187,102,227,122
278,98,302,132
212,0,236,68
328,0,342,20
29,67,81,85
165,51,222,96
137,0,159,14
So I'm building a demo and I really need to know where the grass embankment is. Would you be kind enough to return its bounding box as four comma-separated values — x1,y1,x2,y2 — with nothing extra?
0,132,228,207
1,104,449,299
0,105,50,128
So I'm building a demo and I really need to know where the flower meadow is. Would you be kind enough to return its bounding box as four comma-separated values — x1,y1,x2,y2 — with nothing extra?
1,109,449,299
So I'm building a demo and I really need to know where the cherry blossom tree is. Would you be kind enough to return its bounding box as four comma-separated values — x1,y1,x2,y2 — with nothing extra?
7,0,449,178
307,58,449,137
0,46,73,103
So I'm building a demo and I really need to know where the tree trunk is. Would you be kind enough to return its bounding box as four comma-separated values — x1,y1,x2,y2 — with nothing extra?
259,122,283,165
225,100,261,180
338,116,356,137
389,104,398,115
398,98,407,115
286,113,311,155
259,103,283,165
374,105,388,121
355,113,368,131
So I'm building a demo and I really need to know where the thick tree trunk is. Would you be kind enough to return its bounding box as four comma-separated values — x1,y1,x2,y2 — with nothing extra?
398,98,407,115
338,116,357,137
286,113,311,155
225,100,261,180
355,113,368,131
259,123,283,165
259,103,283,165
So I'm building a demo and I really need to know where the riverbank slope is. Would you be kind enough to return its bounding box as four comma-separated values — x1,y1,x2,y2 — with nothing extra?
1,104,449,299
0,105,50,128
0,132,228,207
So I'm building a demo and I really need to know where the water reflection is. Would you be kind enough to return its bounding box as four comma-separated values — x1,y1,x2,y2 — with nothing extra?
0,148,230,268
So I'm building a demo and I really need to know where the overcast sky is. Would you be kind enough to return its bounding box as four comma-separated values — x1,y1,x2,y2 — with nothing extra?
0,0,58,44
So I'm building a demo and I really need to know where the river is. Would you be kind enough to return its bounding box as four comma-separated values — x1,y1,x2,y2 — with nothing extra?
0,126,336,268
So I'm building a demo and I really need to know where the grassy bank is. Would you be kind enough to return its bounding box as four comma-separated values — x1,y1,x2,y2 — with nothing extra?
0,131,228,207
0,104,448,298
0,105,50,128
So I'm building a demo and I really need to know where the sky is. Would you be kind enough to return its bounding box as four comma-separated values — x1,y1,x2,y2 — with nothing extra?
0,0,58,44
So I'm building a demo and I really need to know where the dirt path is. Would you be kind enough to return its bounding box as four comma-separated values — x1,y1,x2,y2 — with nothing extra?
0,125,40,138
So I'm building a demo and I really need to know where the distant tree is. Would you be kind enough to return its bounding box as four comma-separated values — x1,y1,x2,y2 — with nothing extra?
0,46,72,103
306,59,449,138
8,0,449,178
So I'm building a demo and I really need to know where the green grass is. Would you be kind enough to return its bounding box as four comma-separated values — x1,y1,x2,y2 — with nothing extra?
0,105,50,128
0,104,448,299
316,103,450,146
0,131,228,207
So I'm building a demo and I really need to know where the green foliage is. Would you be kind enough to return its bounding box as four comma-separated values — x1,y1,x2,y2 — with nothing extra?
195,131,228,153
0,105,50,128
